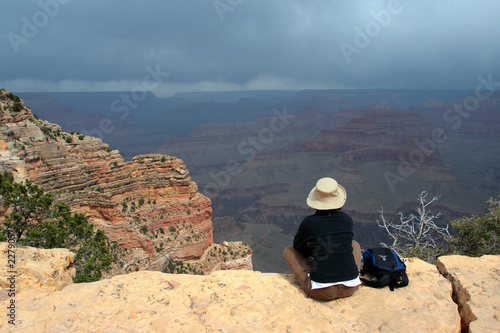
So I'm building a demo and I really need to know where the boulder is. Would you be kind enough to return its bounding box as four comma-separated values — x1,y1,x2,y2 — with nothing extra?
0,243,75,292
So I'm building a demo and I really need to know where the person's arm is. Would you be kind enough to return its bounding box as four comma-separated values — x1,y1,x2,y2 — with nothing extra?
293,219,311,256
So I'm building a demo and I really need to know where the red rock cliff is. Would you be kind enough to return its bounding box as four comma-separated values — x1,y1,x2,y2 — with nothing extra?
0,89,252,274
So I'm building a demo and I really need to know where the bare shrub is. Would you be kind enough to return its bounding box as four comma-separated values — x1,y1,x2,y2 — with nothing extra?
377,190,450,262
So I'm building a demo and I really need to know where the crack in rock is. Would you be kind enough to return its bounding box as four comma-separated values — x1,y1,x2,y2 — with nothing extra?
436,259,477,332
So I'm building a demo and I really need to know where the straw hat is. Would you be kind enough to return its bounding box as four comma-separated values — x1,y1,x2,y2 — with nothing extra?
306,177,347,210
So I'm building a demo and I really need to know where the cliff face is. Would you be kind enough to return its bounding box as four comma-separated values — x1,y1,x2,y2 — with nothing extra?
2,243,498,332
0,89,252,274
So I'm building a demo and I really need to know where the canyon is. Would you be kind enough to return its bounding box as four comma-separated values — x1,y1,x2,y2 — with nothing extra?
17,89,500,272
159,98,500,272
0,89,252,275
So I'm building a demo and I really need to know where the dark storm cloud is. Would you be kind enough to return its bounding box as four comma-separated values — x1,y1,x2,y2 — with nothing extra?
1,0,500,94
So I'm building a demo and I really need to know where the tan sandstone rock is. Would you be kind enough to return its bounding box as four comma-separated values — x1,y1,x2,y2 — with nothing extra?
2,257,460,332
437,255,500,333
0,243,75,293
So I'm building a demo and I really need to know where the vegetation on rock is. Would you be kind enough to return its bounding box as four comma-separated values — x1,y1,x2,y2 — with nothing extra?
378,191,500,262
163,259,204,275
449,194,500,257
0,173,114,282
0,90,250,277
377,191,451,262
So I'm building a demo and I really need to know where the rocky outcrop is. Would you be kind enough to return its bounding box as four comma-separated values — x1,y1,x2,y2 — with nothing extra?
0,243,75,292
4,245,498,332
6,249,492,332
162,241,253,275
0,89,252,274
437,255,500,332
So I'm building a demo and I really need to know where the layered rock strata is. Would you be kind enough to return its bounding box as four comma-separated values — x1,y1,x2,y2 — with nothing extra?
0,89,252,274
160,102,470,253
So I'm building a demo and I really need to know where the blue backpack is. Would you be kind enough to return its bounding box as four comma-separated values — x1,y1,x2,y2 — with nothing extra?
360,247,409,291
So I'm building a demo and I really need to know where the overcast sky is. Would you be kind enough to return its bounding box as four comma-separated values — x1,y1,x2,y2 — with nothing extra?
2,0,500,96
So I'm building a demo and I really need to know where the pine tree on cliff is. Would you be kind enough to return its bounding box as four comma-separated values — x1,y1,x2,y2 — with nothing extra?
0,173,114,282
449,195,500,256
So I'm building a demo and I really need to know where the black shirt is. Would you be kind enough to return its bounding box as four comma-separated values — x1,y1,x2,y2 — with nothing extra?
293,209,359,283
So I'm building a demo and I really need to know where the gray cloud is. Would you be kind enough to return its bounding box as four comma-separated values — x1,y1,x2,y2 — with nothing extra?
1,0,500,94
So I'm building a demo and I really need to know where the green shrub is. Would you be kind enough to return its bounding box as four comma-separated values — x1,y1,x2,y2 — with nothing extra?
40,126,52,136
0,175,114,282
2,171,14,183
12,104,22,112
449,195,500,256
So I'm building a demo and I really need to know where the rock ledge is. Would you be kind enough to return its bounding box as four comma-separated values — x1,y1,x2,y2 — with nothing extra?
2,254,470,332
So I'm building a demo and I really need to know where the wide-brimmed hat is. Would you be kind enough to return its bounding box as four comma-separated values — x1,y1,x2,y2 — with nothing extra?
306,177,347,210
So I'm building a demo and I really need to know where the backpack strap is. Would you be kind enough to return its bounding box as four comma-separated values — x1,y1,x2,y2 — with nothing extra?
390,271,409,290
360,274,392,289
362,271,409,291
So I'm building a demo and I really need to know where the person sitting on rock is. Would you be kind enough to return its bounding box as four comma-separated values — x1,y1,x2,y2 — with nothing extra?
283,177,361,301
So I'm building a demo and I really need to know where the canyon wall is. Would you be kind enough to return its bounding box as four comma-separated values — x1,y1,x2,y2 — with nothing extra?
0,89,252,274
19,90,500,274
